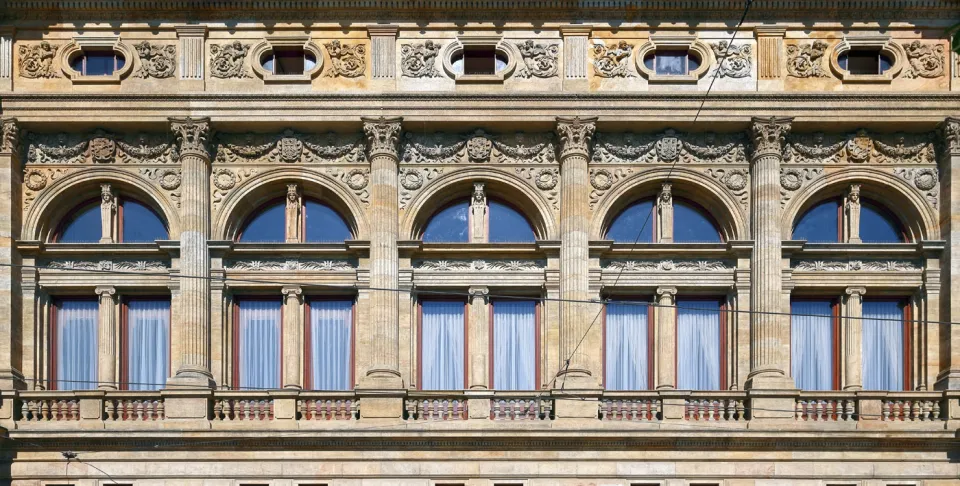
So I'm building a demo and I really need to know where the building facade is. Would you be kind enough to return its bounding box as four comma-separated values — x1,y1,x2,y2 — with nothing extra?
0,1,959,484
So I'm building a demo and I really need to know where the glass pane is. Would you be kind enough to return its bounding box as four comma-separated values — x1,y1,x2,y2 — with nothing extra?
674,201,721,243
239,202,285,243
84,51,116,75
493,300,537,390
677,299,721,390
605,302,649,390
862,300,904,391
879,54,893,73
838,53,849,71
261,54,274,73
122,200,168,243
304,53,317,71
127,300,170,391
274,49,305,74
56,300,99,390
58,203,102,243
655,50,688,75
791,300,834,391
422,201,469,243
237,300,281,390
309,300,354,390
860,201,902,243
420,301,464,390
688,53,701,71
643,54,654,70
495,53,509,72
450,53,464,74
606,199,654,243
489,201,536,243
304,200,352,242
70,55,83,72
793,199,840,242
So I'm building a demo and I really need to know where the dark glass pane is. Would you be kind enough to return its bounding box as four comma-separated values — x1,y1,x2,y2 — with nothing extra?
643,53,654,70
261,53,275,73
655,50,688,75
879,54,893,73
860,201,902,243
495,53,509,72
116,55,125,69
239,202,285,243
674,201,721,243
846,50,881,75
304,52,317,71
607,199,654,243
304,200,352,242
450,53,465,74
422,201,469,243
838,53,848,71
83,51,117,75
463,46,495,75
70,55,83,72
122,200,168,243
59,203,101,243
791,300,834,391
274,49,305,75
688,53,701,71
793,199,840,242
489,201,535,243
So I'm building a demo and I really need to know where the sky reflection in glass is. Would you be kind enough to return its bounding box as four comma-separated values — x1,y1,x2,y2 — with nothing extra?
122,200,168,243
607,199,655,242
239,202,285,243
58,203,101,243
793,199,839,242
423,201,469,242
304,200,352,242
489,201,535,242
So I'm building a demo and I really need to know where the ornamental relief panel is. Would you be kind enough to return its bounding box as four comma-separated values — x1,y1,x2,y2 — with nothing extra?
414,259,545,271
704,168,749,209
779,167,824,208
893,167,939,209
591,130,746,165
44,259,169,272
588,167,632,210
515,167,559,210
326,167,371,206
401,130,555,165
22,167,74,213
792,259,921,272
25,131,177,165
399,167,444,210
225,258,357,271
211,167,258,213
602,259,734,272
784,130,936,165
139,168,183,208
213,130,365,164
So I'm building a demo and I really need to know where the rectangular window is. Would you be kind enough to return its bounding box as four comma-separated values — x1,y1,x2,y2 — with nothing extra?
863,299,908,390
235,299,282,390
655,50,688,75
419,301,465,390
791,299,837,391
604,301,652,390
463,45,496,75
52,299,99,391
123,299,170,391
491,300,537,390
306,299,354,390
676,299,723,390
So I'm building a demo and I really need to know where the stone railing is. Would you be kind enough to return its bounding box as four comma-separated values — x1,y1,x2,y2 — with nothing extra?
684,392,748,421
104,393,165,421
795,392,858,421
405,394,468,421
297,393,358,421
599,393,661,421
880,392,944,422
490,394,554,421
17,393,81,422
212,394,275,421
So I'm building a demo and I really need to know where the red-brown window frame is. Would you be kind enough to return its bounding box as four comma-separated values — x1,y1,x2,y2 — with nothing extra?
788,297,841,390
303,297,357,391
48,297,99,391
674,297,728,390
52,196,168,243
232,296,284,390
118,296,172,391
488,298,542,390
416,299,468,390
601,298,655,390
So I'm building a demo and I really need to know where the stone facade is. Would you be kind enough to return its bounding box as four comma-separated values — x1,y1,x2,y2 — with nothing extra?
0,1,960,485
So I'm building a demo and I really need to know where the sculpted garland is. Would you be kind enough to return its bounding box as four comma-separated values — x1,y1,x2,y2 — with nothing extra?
591,130,746,165
401,130,555,164
26,131,177,165
784,130,936,165
213,130,365,164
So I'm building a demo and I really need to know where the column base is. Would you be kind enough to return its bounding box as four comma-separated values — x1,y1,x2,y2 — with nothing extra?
359,368,403,389
934,369,960,390
357,389,405,419
166,369,215,389
745,370,795,390
554,368,599,390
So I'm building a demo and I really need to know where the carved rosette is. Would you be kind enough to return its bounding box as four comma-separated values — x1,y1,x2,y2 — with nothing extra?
588,167,632,210
705,168,749,208
362,117,403,160
399,167,443,210
555,117,597,160
22,167,73,212
779,167,823,208
893,167,939,209
751,117,793,160
516,167,559,210
326,167,371,206
169,117,212,160
140,167,183,208
211,167,258,213
1,118,19,155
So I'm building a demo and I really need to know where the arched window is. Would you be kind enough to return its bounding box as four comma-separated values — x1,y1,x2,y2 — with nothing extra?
422,201,469,243
674,201,721,243
304,200,352,243
792,199,840,243
606,197,721,243
860,201,902,243
121,200,169,243
56,190,168,244
421,190,536,243
792,191,903,243
58,202,102,243
606,199,655,243
239,201,286,243
238,194,353,244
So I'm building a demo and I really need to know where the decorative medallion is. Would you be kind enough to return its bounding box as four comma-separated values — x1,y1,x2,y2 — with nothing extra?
590,168,614,191
158,168,182,190
779,167,824,208
326,167,371,206
213,168,237,190
400,169,424,190
705,168,749,208
400,41,443,78
399,167,444,210
779,168,805,191
278,130,303,163
786,40,829,78
534,168,559,190
588,167,633,210
845,131,872,163
913,167,938,190
24,169,47,191
346,168,369,190
88,137,117,163
466,135,493,163
592,40,636,78
18,42,60,79
515,40,560,78
902,40,945,79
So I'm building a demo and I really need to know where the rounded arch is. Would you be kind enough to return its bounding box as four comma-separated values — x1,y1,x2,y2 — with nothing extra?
215,167,368,241
401,168,557,241
782,168,938,241
24,167,180,242
591,167,747,241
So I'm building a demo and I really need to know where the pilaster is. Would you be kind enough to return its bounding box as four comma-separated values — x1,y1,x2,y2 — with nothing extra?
282,285,303,390
95,286,117,390
0,27,13,92
844,286,866,391
754,26,785,91
560,25,591,91
175,24,207,91
0,118,25,389
468,286,490,389
657,182,673,243
844,184,862,244
367,25,398,91
935,117,960,389
655,286,677,390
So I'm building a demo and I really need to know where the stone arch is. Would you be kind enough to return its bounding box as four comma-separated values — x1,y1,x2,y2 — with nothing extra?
401,167,557,241
214,166,368,241
591,167,748,241
782,167,939,241
24,167,181,241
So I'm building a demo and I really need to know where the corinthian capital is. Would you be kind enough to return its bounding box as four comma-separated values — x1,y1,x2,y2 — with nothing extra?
1,118,19,155
362,116,403,159
938,117,960,155
555,116,597,160
750,116,793,160
169,117,212,160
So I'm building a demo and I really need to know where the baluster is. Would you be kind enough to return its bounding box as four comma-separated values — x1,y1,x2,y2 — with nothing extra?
881,401,890,421
933,400,942,420
920,400,931,421
910,400,920,421
105,399,116,420
842,399,852,421
40,400,50,421
157,400,165,420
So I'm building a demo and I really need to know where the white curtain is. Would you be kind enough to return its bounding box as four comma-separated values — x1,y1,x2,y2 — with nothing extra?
677,299,721,390
605,302,649,390
420,301,464,390
493,300,536,390
309,300,353,390
791,300,834,391
863,300,904,390
127,300,170,391
237,300,281,390
56,300,99,390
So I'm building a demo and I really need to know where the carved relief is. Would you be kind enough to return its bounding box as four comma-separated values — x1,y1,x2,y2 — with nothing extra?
592,40,636,78
213,130,365,164
710,41,752,78
47,259,169,271
210,41,251,79
894,167,939,208
133,41,176,79
779,167,823,207
603,259,733,271
400,41,443,78
786,40,829,78
592,130,745,164
26,131,176,165
751,117,792,159
363,117,402,159
705,168,748,207
18,42,61,79
399,167,443,210
516,167,559,210
515,40,560,78
324,40,366,78
326,167,371,206
902,41,945,79
22,167,73,212
402,131,555,164
140,168,182,208
414,259,545,271
588,167,633,210
169,117,211,159
793,260,921,272
211,167,258,212
784,130,936,165
1,118,20,154
226,259,356,271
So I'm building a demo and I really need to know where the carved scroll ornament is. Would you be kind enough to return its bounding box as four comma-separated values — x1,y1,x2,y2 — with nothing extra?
134,41,176,79
902,40,945,79
402,130,555,164
786,40,829,78
400,41,443,78
18,42,61,79
711,41,752,78
515,40,560,78
210,41,251,79
324,40,366,78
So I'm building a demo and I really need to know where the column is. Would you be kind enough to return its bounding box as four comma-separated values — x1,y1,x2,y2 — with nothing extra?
844,287,866,390
936,117,960,389
655,287,678,389
555,116,599,389
282,285,303,389
96,286,117,390
844,184,862,243
99,183,116,243
0,117,24,389
168,117,215,388
657,182,673,243
745,116,795,390
175,25,207,91
754,26,785,91
470,182,487,243
360,116,403,389
468,286,490,389
560,25,591,91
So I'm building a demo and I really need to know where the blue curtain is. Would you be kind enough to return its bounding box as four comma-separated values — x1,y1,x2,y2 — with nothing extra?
127,300,170,391
677,299,721,390
309,300,353,390
605,302,649,390
56,300,99,390
493,300,537,390
237,300,281,389
420,301,464,390
790,300,834,390
863,300,904,390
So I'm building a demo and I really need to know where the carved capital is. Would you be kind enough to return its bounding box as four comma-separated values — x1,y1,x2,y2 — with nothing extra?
656,286,678,303
95,286,117,300
938,117,960,156
362,116,403,160
282,285,303,303
0,118,19,155
468,286,490,304
169,116,212,160
845,286,867,298
750,116,793,161
555,116,597,160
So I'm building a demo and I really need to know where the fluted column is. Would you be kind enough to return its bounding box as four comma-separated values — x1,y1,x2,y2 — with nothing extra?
746,116,795,390
0,118,25,389
360,116,403,389
936,117,960,389
555,116,599,389
468,286,490,389
655,286,678,389
282,286,303,389
844,287,866,390
168,117,215,388
96,286,117,390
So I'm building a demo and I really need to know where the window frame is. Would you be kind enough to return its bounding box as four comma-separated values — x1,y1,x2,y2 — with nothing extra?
674,297,728,390
421,196,536,243
789,297,841,391
119,296,172,391
792,196,905,243
303,296,357,391
53,195,168,244
231,296,284,391
488,298,541,391
70,49,125,76
601,297,655,390
49,297,100,391
417,299,469,390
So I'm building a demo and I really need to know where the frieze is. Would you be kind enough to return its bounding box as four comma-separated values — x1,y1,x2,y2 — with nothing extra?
515,40,560,78
46,259,169,271
592,130,745,164
210,41,251,79
792,259,921,272
603,259,734,272
893,167,939,209
710,41,752,79
592,40,635,78
779,167,823,208
213,130,364,164
704,168,748,208
589,167,632,210
400,41,443,78
402,130,555,164
414,259,545,271
133,41,176,79
786,40,829,78
326,167,370,206
784,130,936,165
323,40,366,78
140,167,182,208
516,167,559,210
399,167,444,210
226,259,357,271
18,42,60,79
25,131,177,165
902,41,945,79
